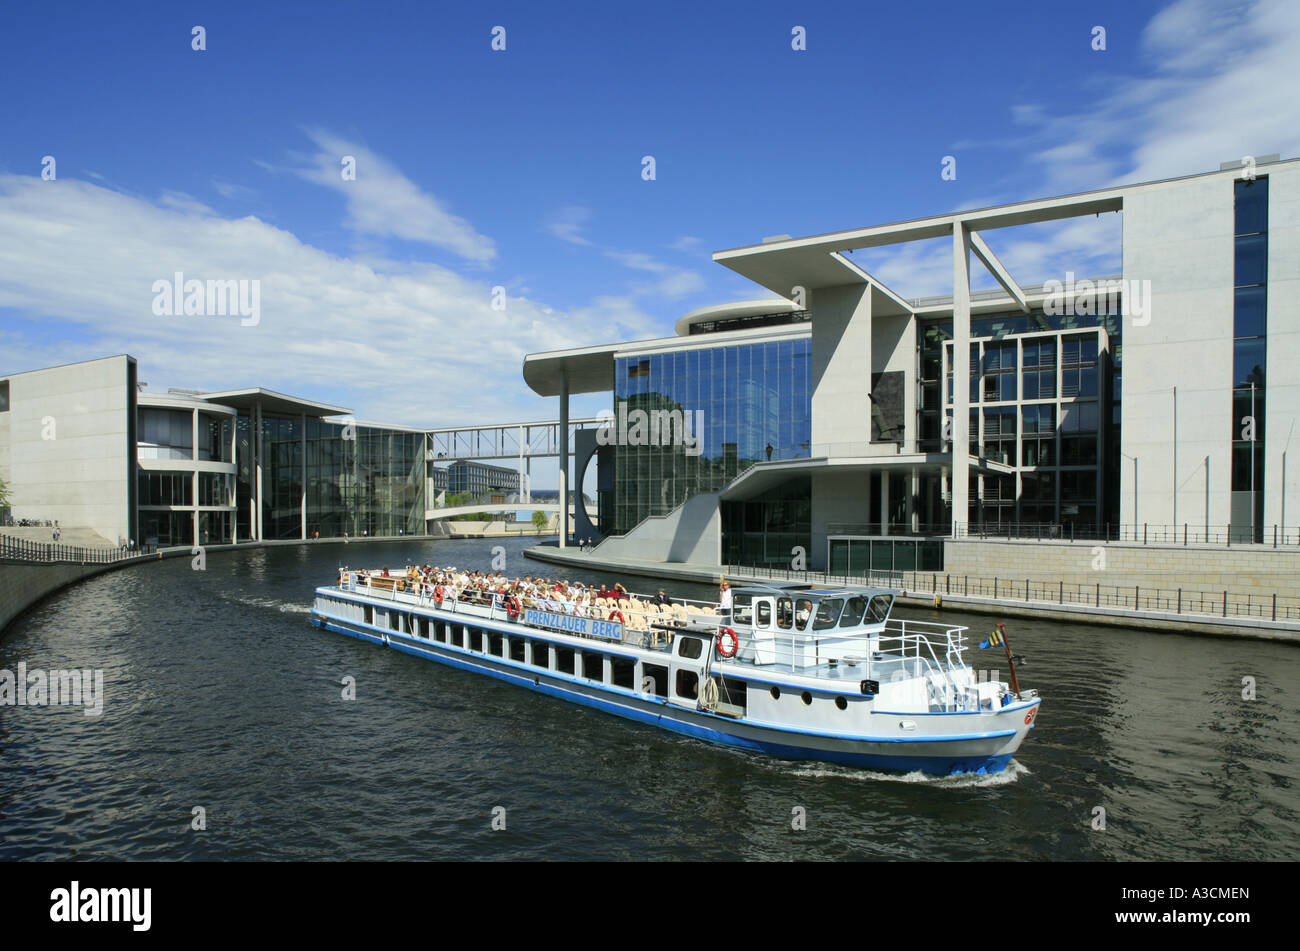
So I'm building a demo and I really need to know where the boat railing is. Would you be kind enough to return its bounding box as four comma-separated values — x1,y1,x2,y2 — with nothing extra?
332,570,723,650
875,620,970,706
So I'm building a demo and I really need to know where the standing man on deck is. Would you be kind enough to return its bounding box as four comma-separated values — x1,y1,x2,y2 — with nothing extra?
718,581,733,622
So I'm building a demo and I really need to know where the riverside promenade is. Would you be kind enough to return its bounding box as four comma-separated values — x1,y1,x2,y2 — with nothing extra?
524,542,1300,644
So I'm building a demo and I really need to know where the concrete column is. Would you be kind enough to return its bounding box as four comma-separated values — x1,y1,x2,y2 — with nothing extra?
558,373,569,548
880,469,890,536
192,409,200,547
909,466,919,534
247,409,256,542
229,418,237,541
951,223,972,536
254,401,263,541
300,413,307,539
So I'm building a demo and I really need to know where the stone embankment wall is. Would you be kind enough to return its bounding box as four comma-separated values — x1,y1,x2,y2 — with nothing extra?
944,539,1300,599
0,557,157,634
0,531,507,637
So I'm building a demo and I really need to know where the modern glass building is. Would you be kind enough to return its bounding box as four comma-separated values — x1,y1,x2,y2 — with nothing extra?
0,364,429,546
136,391,238,547
524,156,1300,572
610,332,811,535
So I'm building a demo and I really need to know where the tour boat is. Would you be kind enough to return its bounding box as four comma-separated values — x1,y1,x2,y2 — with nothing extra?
309,570,1041,775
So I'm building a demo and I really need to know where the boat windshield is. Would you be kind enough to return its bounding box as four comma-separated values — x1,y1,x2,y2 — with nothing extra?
866,594,892,623
812,598,844,630
840,595,868,627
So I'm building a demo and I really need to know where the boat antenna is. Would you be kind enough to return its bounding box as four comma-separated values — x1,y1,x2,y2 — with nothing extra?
996,622,1022,697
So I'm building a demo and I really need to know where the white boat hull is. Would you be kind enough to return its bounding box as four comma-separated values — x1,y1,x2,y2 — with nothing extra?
310,586,1039,775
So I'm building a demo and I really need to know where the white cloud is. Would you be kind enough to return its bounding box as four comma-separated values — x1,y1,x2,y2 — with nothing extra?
212,179,258,201
547,205,594,246
290,128,496,264
0,174,658,426
851,0,1298,300
653,270,707,299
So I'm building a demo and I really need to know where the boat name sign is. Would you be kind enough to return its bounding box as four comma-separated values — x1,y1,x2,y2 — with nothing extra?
524,610,624,642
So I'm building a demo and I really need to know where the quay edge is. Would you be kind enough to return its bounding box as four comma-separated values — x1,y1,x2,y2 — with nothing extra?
523,544,1300,645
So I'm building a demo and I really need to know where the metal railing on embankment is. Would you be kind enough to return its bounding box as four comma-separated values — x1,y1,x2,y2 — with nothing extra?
0,534,155,564
722,563,1300,623
956,521,1300,548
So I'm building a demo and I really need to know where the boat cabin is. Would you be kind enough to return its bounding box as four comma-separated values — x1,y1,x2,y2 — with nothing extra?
728,583,896,668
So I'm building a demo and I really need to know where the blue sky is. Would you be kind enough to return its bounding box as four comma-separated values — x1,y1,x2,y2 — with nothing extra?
1,0,1296,428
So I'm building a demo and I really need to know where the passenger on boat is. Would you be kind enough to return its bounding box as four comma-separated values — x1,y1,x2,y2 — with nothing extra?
718,582,733,621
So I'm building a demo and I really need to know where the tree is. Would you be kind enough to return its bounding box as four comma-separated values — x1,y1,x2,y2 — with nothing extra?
531,510,549,534
446,490,486,522
0,474,10,512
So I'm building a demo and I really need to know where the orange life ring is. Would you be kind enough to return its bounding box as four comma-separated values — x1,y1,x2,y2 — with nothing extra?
608,610,625,625
433,585,444,605
506,595,521,619
716,627,739,658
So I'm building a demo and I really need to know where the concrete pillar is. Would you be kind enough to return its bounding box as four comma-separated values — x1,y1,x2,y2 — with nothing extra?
880,469,890,536
254,400,263,541
300,413,307,539
192,408,200,547
558,373,569,548
909,466,919,534
951,223,972,536
247,408,256,542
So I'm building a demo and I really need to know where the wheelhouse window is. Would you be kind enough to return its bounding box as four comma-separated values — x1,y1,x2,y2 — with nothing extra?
795,598,814,630
866,595,892,623
813,598,844,630
840,596,868,627
776,598,794,629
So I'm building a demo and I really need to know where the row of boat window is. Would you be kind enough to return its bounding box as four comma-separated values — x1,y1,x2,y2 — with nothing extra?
733,593,892,631
322,597,857,714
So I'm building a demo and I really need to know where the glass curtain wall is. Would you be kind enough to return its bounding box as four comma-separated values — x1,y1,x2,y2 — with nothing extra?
611,338,811,534
1232,176,1267,543
236,414,426,540
720,477,811,567
935,309,1120,533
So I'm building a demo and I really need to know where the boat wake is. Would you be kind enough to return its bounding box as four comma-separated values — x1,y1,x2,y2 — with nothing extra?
786,759,1030,788
229,595,313,615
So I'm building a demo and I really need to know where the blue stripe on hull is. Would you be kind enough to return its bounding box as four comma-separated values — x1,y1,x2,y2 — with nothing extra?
311,615,1017,776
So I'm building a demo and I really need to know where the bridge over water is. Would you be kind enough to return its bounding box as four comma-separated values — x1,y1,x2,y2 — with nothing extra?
426,418,603,462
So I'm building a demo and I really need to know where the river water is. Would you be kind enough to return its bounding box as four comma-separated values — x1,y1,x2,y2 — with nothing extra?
2,536,1297,861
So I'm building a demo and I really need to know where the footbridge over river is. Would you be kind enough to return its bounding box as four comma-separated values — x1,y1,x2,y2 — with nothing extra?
424,502,591,523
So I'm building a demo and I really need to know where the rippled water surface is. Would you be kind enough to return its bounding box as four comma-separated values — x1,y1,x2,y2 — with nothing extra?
2,537,1298,860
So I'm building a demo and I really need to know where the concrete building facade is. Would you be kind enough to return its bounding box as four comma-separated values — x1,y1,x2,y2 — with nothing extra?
525,157,1300,572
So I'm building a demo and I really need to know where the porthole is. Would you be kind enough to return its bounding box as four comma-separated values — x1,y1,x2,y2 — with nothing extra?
770,686,781,700
801,691,812,706
835,696,848,711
